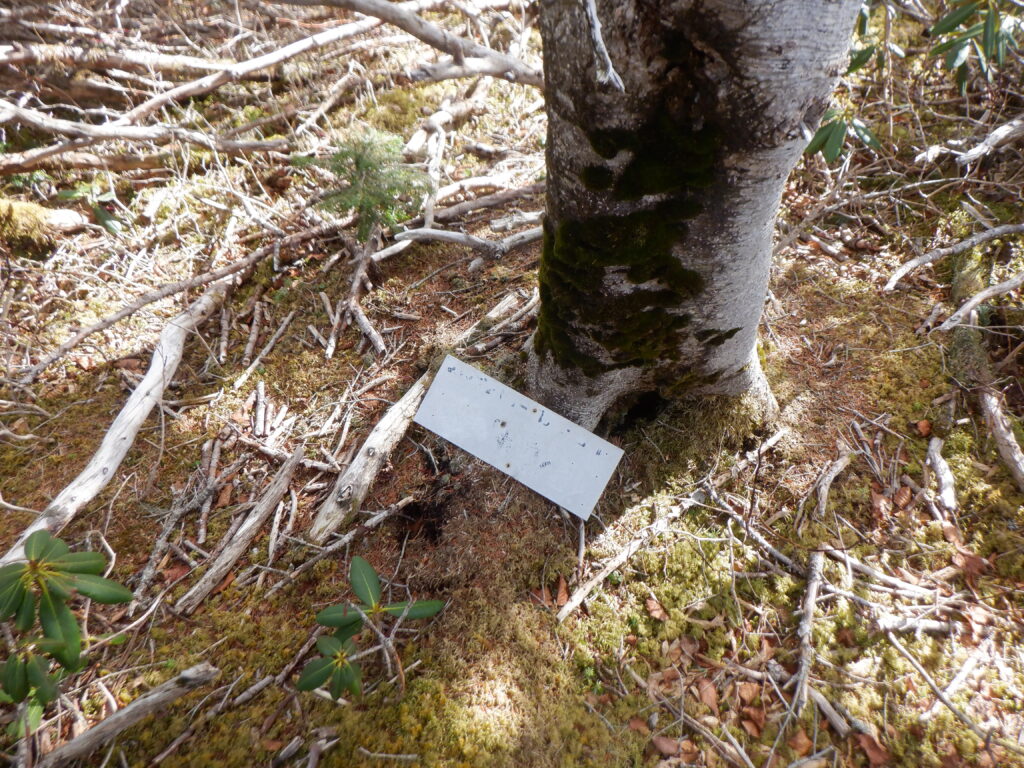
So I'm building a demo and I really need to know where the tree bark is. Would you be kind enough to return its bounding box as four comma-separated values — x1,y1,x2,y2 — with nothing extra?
529,0,860,428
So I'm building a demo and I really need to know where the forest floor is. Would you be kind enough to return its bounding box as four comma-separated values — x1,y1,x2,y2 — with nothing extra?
2,2,1024,767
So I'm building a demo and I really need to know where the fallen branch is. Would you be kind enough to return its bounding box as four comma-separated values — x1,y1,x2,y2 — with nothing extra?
112,0,448,125
927,436,958,513
1,280,231,565
884,223,1024,292
267,497,413,595
307,294,517,542
21,220,345,383
276,0,542,87
978,389,1024,493
791,549,823,712
175,446,303,614
231,309,298,391
0,145,173,175
0,43,232,74
34,664,220,768
880,225,1024,294
0,99,287,155
886,631,1024,758
957,117,1024,166
308,378,427,543
557,495,701,622
936,269,1024,332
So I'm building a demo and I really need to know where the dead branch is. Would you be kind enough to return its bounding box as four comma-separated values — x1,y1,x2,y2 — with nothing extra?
884,223,1024,292
557,494,702,622
21,220,346,383
268,497,414,595
175,446,303,614
927,436,958,513
275,0,542,88
1,281,231,566
957,116,1024,166
0,43,232,74
0,145,173,175
0,99,288,155
791,549,823,712
308,377,427,542
978,389,1024,493
112,0,447,125
232,309,298,391
34,663,220,768
307,294,519,542
886,631,1024,758
936,269,1024,332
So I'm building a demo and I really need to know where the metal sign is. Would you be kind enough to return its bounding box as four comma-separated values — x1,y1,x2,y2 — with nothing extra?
413,356,624,520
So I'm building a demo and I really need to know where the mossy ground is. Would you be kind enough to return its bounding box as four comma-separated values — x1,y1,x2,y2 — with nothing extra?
3,3,1024,767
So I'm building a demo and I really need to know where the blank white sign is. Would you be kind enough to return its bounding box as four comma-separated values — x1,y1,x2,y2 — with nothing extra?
413,356,624,520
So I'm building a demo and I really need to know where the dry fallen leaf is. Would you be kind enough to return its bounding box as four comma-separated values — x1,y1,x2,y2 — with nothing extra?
628,717,650,735
740,719,761,738
555,574,569,607
215,483,233,509
856,733,891,766
894,486,912,509
696,677,719,715
788,727,813,757
871,489,893,520
742,705,766,730
679,740,700,762
646,597,669,621
738,681,759,705
651,736,679,757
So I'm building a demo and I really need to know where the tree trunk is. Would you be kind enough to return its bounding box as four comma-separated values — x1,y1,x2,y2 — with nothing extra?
529,0,860,428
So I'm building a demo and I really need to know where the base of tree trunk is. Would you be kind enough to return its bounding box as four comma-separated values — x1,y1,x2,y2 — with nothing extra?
527,342,778,434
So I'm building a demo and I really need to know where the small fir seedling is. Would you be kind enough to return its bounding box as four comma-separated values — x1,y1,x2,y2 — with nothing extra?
0,530,132,723
296,556,443,699
294,129,429,241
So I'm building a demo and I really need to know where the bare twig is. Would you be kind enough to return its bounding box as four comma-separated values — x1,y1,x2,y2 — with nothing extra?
35,664,220,768
884,223,1024,292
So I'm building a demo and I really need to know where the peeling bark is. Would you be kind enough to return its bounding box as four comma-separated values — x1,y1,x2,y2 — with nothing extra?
529,0,860,428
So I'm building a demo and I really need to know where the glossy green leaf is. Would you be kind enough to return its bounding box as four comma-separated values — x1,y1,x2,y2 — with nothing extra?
382,600,445,620
847,45,876,73
43,572,74,601
25,530,64,562
982,5,999,58
930,23,983,55
329,662,360,700
25,656,56,705
822,120,848,163
804,121,834,156
956,62,970,93
334,621,362,644
945,38,971,69
15,590,36,632
7,701,43,740
38,592,80,668
71,574,132,604
340,662,361,697
0,573,27,620
316,635,344,658
2,656,29,702
349,556,381,608
851,118,882,151
0,563,23,590
930,2,980,36
296,657,333,691
50,551,106,575
315,604,363,630
90,204,122,235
